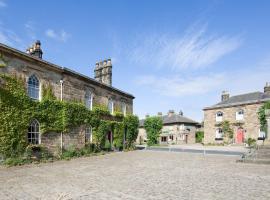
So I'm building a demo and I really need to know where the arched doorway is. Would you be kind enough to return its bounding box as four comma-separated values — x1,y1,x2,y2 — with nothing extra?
236,128,244,144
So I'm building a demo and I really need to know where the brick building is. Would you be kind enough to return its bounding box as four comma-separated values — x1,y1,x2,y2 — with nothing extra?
203,85,270,144
137,110,199,144
0,41,134,152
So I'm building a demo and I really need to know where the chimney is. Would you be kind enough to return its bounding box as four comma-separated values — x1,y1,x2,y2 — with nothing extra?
221,91,229,102
157,112,162,116
179,110,183,116
26,40,43,59
94,58,112,86
168,110,175,117
264,82,270,95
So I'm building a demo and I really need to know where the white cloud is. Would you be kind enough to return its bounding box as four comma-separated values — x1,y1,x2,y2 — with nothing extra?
45,29,70,42
129,24,242,70
0,0,7,8
135,73,225,97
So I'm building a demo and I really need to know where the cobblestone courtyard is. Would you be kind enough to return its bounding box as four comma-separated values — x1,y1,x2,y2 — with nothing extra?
0,151,270,200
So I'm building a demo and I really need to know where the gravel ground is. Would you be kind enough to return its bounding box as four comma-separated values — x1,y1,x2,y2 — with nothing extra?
0,151,270,200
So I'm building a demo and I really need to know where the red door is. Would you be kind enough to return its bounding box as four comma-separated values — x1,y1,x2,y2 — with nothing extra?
236,128,244,144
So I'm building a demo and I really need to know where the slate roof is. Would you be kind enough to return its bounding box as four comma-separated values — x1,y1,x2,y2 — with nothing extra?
204,91,270,110
0,42,134,99
139,114,198,127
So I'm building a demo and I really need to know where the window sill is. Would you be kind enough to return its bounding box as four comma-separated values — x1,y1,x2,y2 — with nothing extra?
215,138,223,141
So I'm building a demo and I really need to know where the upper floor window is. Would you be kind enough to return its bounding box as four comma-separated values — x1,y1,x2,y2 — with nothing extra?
28,75,40,100
216,111,223,122
236,109,244,121
85,90,93,110
215,128,223,139
108,98,114,114
85,126,92,143
28,119,40,144
121,102,127,116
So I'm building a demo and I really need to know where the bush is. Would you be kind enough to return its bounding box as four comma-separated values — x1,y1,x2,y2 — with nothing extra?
144,116,163,146
195,131,204,143
4,157,31,166
246,138,256,147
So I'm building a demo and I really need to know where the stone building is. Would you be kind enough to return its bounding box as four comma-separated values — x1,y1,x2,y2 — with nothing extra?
137,110,199,145
0,41,134,152
203,85,270,144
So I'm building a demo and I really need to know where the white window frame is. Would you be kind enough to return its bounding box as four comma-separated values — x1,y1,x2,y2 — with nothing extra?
216,111,223,122
236,109,244,121
27,74,40,101
108,98,114,114
121,102,127,116
28,119,40,144
85,90,93,110
85,126,92,143
215,128,223,139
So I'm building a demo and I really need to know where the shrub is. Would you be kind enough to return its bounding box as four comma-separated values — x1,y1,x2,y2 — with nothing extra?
246,138,256,147
144,116,163,146
195,131,204,143
123,115,139,148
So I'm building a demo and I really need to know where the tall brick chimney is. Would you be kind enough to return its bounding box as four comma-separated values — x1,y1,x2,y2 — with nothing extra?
221,91,230,102
94,59,112,86
26,40,43,59
264,82,270,95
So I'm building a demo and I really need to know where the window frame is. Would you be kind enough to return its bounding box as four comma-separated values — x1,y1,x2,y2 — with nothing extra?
108,98,114,114
28,119,40,144
85,126,92,143
27,74,40,101
85,90,93,110
236,109,244,121
215,128,223,140
121,102,127,116
216,111,223,122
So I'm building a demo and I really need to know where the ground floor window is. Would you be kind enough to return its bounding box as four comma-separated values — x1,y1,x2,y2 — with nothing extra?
85,126,92,143
161,136,167,142
215,128,223,140
169,135,174,140
28,119,40,144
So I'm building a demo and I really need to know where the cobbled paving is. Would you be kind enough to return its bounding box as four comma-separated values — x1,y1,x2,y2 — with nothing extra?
0,151,270,200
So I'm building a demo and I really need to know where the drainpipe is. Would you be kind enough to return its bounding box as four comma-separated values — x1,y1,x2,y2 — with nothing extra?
60,79,64,154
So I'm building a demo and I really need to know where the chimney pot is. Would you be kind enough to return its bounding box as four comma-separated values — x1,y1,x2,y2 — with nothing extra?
264,82,270,95
221,91,230,102
157,112,162,116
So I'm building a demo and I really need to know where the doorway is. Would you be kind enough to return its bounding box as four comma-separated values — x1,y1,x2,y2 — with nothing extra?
236,128,244,144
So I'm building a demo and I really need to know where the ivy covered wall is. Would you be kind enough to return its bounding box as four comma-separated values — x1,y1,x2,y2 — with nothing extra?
0,74,139,158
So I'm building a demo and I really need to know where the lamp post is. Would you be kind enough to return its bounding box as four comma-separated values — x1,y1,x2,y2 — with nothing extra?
265,109,270,140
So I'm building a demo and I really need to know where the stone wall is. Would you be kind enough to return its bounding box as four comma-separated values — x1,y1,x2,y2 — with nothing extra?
0,44,134,152
204,103,262,144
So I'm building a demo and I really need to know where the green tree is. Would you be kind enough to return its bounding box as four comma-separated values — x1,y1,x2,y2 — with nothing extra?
258,101,270,132
144,116,163,146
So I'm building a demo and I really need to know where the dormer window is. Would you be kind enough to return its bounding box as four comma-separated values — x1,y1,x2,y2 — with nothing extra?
236,109,244,121
216,111,223,122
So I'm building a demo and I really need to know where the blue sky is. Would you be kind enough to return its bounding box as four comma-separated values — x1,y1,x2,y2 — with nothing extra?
1,0,270,121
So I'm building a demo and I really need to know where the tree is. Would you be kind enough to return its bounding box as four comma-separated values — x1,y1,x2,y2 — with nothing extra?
221,120,233,143
144,116,163,146
258,101,270,132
